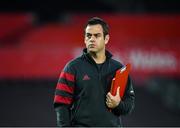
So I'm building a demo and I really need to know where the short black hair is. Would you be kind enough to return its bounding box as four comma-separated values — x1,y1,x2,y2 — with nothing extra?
84,17,109,38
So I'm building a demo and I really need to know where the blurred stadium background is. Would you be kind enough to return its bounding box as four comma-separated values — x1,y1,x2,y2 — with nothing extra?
0,0,180,126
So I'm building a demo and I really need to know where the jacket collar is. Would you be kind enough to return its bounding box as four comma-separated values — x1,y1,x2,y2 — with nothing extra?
82,48,112,64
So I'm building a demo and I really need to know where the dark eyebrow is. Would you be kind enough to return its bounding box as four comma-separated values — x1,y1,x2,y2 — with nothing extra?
86,33,92,35
86,33,101,35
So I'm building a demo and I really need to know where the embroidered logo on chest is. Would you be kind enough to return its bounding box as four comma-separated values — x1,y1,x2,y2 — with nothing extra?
82,74,90,80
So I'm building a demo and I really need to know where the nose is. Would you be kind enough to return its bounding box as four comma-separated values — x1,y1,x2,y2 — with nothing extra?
89,35,96,42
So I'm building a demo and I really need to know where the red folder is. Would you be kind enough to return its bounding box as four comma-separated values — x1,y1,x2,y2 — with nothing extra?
110,63,131,98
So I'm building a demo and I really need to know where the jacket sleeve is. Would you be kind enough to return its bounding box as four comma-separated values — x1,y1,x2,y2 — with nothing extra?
54,63,75,126
112,76,135,116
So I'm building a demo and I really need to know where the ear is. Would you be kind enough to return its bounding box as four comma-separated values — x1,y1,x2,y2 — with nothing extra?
105,35,110,45
84,35,87,45
84,37,86,44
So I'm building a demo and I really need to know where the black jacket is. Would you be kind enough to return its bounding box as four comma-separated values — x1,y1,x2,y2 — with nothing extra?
54,48,135,127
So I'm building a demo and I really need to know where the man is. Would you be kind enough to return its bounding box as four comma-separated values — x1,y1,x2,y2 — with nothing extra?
54,17,135,127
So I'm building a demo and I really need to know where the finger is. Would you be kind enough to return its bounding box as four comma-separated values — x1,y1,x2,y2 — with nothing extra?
106,92,111,97
106,96,112,104
106,97,110,103
106,101,110,106
106,92,112,99
116,87,120,97
108,92,114,99
106,101,112,108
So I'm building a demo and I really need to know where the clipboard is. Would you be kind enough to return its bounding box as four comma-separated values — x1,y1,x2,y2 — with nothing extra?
110,63,131,98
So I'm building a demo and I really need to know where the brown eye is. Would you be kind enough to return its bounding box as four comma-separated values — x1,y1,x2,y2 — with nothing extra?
94,34,101,38
86,33,92,38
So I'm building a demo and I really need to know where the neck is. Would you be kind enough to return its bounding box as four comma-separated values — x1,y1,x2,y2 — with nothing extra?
89,50,106,64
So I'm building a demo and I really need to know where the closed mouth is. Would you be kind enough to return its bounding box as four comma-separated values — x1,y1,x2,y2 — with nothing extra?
88,44,96,48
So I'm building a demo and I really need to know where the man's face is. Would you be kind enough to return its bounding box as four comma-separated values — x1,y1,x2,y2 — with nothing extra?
84,24,109,53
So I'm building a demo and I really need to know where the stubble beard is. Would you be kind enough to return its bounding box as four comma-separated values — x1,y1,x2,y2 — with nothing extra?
87,46,105,57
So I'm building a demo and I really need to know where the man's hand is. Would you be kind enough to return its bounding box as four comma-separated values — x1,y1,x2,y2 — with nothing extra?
106,87,121,109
